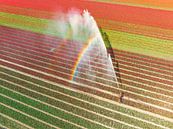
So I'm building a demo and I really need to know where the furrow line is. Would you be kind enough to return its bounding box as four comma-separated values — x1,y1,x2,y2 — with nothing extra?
1,71,169,129
1,64,173,127
0,79,139,129
0,102,58,129
0,93,88,129
1,59,173,118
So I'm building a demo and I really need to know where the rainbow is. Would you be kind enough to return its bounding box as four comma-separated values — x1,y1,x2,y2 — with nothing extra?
70,36,95,81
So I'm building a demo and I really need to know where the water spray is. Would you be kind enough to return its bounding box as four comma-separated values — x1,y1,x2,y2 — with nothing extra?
49,9,119,87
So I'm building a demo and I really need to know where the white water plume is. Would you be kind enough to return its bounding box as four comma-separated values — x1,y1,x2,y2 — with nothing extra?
48,9,118,87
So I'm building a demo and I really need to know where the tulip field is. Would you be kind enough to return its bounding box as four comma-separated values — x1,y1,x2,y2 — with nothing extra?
0,0,173,128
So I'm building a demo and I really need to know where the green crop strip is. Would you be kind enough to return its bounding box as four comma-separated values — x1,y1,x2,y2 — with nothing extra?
0,113,30,129
0,102,54,129
0,91,82,129
0,85,108,129
0,11,173,60
105,29,173,60
0,12,48,34
0,67,172,129
0,78,133,129
0,12,64,38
